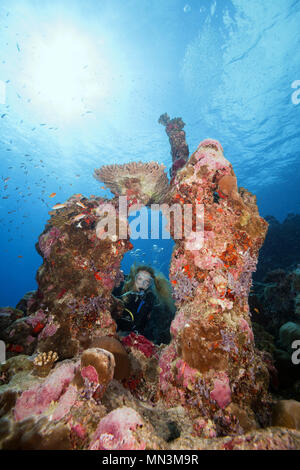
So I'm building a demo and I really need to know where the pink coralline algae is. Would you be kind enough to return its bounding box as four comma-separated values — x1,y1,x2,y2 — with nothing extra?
71,423,86,440
14,362,79,422
171,271,199,305
51,384,78,421
175,358,199,389
192,139,227,171
158,343,178,397
193,418,217,439
170,309,186,339
38,227,63,259
210,374,232,409
239,318,254,342
89,407,146,450
38,317,59,340
81,365,99,384
121,332,158,358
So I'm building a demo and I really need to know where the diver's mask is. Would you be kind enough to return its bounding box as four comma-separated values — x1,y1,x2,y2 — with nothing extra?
134,271,153,293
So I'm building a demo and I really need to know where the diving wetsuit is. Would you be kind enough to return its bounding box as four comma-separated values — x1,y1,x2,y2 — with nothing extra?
113,285,155,335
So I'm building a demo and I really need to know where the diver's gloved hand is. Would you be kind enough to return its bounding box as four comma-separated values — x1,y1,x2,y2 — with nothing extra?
120,290,146,298
112,294,125,304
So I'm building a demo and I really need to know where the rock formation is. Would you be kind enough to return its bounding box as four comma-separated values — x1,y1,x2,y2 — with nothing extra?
1,134,300,450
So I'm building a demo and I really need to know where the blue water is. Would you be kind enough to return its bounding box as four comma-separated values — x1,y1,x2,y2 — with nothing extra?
0,0,299,307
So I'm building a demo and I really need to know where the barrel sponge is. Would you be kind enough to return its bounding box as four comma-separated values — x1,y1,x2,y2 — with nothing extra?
80,348,115,386
89,336,131,381
272,400,300,430
279,322,300,354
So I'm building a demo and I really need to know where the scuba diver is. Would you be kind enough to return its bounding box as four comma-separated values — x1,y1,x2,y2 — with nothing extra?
112,264,175,339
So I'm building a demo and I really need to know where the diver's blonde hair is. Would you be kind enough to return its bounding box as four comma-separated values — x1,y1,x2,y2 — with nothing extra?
122,263,175,312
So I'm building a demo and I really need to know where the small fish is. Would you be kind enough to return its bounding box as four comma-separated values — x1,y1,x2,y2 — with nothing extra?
52,203,66,210
49,193,56,198
73,193,82,198
3,177,10,183
254,308,260,314
94,272,102,281
17,255,22,258
1,114,7,118
76,201,87,209
72,213,86,222
90,195,96,198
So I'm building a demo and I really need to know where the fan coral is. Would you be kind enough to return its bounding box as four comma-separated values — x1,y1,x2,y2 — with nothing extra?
94,161,169,205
